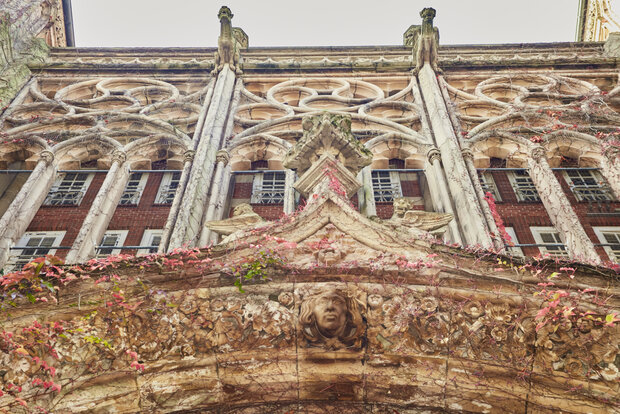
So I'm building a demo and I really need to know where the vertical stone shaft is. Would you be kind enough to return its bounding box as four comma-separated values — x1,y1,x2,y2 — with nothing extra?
416,64,493,248
65,151,129,264
0,151,56,268
283,169,297,214
158,150,195,253
527,148,600,263
198,150,230,246
601,147,620,200
208,162,233,244
168,65,237,249
424,148,463,244
462,149,504,251
357,166,376,217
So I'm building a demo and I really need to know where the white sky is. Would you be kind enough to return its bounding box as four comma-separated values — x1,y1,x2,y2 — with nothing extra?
72,0,580,48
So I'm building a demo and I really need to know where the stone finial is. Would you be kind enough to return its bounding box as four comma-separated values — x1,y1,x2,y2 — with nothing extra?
283,113,372,199
404,7,440,74
39,150,54,165
284,113,372,176
216,149,230,165
213,5,242,75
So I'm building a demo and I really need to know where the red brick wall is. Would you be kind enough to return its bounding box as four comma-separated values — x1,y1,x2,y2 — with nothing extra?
27,173,106,259
26,172,172,258
106,172,171,255
490,170,620,261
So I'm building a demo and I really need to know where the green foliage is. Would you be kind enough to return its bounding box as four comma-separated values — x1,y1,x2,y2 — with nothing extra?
232,249,283,293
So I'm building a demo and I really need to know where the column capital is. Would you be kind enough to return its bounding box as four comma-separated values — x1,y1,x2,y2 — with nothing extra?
461,148,474,161
39,150,54,165
529,146,546,162
183,150,196,163
215,149,230,165
111,150,127,165
426,147,442,163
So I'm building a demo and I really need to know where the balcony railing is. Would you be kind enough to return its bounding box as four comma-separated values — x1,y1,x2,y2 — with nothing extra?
43,189,87,206
251,189,285,204
154,185,178,204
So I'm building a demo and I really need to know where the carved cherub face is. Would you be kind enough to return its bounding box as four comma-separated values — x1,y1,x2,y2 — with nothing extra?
313,292,347,337
299,286,364,350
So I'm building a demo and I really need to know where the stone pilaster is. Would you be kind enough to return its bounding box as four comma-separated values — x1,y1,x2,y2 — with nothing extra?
0,150,56,268
283,169,297,215
416,64,493,248
198,149,230,246
527,147,600,264
423,147,463,244
65,150,129,264
158,150,195,253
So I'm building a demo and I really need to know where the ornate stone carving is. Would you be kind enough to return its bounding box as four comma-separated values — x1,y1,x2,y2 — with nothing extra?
388,197,453,234
204,203,264,238
529,146,546,161
299,285,365,350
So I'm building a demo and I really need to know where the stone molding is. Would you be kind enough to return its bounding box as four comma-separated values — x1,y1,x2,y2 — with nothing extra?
215,149,230,165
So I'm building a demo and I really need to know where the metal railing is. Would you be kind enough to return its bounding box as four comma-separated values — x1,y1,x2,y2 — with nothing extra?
43,188,88,206
118,188,144,205
251,189,285,204
154,185,178,204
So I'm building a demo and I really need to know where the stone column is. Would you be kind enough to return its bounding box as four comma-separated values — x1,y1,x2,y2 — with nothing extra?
417,64,493,248
600,146,620,200
208,162,233,244
169,65,238,249
283,169,296,215
0,150,56,268
527,147,601,264
158,150,195,253
198,149,230,246
462,149,504,251
65,150,130,264
357,166,376,217
423,148,463,244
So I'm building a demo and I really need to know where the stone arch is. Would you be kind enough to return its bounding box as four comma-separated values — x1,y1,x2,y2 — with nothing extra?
541,130,604,167
124,134,191,170
52,134,122,170
365,133,430,169
0,136,51,169
465,131,535,168
228,134,291,171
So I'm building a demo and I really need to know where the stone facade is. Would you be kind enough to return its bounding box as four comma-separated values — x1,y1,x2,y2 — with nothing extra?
0,4,619,414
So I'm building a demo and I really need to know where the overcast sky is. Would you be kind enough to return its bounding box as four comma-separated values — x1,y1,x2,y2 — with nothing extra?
72,0,580,48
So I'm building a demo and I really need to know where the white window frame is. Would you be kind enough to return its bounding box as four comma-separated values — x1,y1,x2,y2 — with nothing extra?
7,231,66,271
96,230,128,258
530,226,569,258
372,171,402,203
44,172,94,206
137,229,163,255
478,171,501,201
118,173,148,206
250,171,286,204
592,227,620,263
563,169,614,202
504,227,524,257
507,170,540,202
154,172,182,205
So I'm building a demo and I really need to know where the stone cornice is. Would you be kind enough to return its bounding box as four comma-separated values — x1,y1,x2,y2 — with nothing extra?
27,42,615,74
